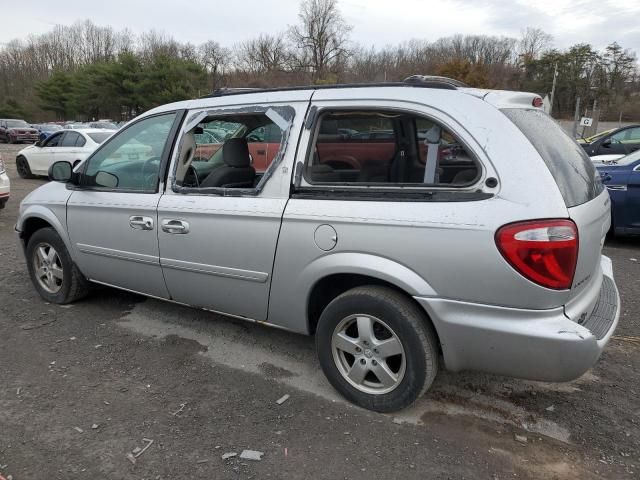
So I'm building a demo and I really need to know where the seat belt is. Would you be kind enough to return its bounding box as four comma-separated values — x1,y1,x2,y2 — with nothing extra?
423,125,441,184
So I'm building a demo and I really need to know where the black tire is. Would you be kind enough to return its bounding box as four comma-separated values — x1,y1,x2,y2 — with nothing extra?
16,155,34,179
0,199,6,210
26,227,89,304
316,286,439,412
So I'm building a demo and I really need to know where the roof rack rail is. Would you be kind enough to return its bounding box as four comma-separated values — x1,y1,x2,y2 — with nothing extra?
209,87,263,97
403,75,469,88
201,75,466,98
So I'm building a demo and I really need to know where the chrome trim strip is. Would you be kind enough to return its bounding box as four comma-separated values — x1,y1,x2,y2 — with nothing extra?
76,243,159,265
605,185,627,191
160,257,269,283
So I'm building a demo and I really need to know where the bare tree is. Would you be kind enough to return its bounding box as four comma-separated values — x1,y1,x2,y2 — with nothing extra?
198,40,231,90
236,34,292,73
289,0,352,80
518,27,553,62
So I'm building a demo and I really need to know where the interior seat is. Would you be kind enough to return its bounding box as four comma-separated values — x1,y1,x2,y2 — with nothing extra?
200,137,256,188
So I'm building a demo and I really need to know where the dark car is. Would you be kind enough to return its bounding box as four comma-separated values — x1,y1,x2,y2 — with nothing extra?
0,119,39,144
595,151,640,236
582,124,640,157
31,123,63,141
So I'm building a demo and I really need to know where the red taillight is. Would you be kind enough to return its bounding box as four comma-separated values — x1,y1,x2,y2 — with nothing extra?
496,220,578,290
532,97,543,108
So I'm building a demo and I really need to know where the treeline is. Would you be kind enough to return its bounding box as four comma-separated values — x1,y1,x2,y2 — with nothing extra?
0,0,638,122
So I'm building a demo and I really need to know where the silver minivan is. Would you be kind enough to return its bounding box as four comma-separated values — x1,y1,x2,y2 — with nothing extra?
17,77,620,412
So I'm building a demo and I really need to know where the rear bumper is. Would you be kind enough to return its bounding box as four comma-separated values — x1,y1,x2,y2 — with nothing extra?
415,255,620,382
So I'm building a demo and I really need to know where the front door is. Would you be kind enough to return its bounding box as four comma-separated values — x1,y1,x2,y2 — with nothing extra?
67,112,181,298
29,131,64,175
627,162,640,231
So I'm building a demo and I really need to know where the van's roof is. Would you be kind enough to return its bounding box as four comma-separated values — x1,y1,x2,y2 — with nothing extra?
146,76,542,115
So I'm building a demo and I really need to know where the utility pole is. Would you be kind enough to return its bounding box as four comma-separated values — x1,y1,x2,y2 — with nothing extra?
572,96,581,139
549,63,558,116
592,98,599,137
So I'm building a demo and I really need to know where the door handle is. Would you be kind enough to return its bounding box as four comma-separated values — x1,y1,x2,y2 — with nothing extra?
129,216,154,230
161,219,190,234
256,149,266,155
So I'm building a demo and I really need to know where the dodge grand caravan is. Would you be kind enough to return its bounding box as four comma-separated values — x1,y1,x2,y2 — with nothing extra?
17,76,620,412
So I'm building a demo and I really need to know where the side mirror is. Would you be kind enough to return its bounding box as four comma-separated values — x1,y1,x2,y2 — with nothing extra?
602,138,612,148
35,140,43,147
95,171,119,188
48,161,72,183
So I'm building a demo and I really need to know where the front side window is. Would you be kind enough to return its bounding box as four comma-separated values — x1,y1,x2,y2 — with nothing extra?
84,113,176,192
612,127,640,143
304,111,479,187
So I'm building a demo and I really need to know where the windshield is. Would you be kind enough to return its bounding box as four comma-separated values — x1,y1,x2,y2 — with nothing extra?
88,132,112,144
7,120,29,128
45,124,63,131
502,108,604,207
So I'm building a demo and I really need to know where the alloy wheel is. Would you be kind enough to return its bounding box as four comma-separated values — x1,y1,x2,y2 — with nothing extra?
32,243,64,294
331,314,406,395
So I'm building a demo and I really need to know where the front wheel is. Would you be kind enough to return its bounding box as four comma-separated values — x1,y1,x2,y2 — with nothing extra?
16,156,34,179
316,286,439,412
26,228,89,304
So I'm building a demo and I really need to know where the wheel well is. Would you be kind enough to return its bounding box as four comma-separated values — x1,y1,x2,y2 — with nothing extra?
21,217,53,247
307,273,441,346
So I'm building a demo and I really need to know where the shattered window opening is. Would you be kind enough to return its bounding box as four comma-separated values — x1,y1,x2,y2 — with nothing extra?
171,105,295,196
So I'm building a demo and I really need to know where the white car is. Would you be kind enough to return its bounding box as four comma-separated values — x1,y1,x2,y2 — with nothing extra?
16,129,112,178
0,153,9,209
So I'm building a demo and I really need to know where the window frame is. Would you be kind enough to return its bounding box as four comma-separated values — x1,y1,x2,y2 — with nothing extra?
170,104,296,197
298,107,484,194
73,110,186,194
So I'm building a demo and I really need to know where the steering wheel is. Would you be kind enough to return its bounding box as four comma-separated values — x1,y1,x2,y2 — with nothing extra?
246,133,262,143
141,156,161,190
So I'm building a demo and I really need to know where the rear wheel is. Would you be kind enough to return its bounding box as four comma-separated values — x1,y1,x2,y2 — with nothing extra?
0,199,6,209
26,228,89,304
16,155,34,179
316,286,439,412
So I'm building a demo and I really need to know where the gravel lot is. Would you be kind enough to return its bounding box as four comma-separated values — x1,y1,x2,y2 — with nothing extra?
0,142,638,479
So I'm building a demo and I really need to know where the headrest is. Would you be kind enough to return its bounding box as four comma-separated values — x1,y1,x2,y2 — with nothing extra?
223,137,251,168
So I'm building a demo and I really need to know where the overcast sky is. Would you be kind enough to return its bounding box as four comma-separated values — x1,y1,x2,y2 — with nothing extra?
1,0,639,54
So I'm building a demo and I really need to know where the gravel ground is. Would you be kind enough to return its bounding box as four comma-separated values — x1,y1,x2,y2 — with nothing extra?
0,142,638,479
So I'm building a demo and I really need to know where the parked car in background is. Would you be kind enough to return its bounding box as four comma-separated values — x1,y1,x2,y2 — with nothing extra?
17,78,619,412
0,153,9,209
88,121,118,130
31,123,63,141
64,123,89,130
595,151,640,236
0,119,39,143
15,129,112,178
577,128,615,144
581,124,640,158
